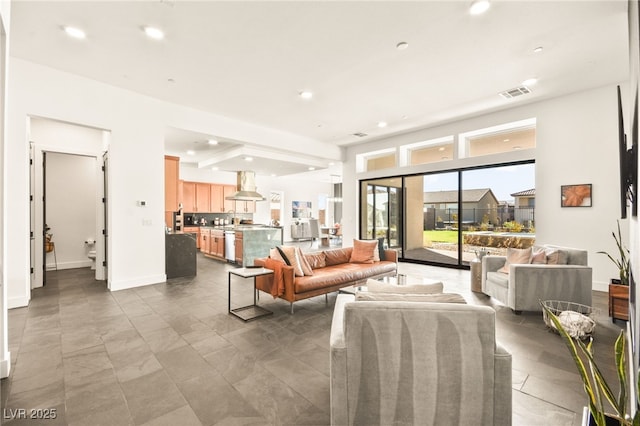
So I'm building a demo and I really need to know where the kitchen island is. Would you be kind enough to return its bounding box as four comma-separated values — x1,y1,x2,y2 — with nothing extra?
198,225,283,267
232,226,283,267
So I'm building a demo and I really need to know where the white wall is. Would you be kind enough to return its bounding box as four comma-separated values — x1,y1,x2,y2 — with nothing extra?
345,84,623,292
45,152,97,270
0,0,10,379
6,58,340,307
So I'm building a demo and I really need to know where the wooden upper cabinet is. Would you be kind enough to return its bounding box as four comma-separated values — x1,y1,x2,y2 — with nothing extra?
210,184,224,213
164,156,180,212
195,183,210,212
182,181,197,212
223,185,237,212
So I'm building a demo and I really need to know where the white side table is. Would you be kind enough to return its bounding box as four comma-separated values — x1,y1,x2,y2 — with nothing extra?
470,259,483,293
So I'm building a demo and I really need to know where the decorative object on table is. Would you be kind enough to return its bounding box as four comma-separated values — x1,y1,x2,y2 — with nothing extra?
597,220,630,321
561,183,592,207
475,247,490,261
541,302,640,426
540,300,598,340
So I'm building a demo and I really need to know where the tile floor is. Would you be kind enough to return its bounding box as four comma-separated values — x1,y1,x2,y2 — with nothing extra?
0,245,626,425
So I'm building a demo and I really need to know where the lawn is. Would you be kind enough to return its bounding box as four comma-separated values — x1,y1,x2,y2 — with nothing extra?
423,230,463,244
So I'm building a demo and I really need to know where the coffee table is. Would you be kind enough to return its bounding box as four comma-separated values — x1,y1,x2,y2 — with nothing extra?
338,274,442,295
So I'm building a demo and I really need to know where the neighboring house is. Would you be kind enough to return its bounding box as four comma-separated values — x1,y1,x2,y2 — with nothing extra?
511,188,536,226
423,188,499,229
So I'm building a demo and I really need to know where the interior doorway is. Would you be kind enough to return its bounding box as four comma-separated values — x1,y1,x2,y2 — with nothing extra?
28,117,110,289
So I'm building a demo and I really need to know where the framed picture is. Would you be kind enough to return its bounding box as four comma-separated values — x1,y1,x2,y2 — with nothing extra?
292,201,312,218
561,184,592,207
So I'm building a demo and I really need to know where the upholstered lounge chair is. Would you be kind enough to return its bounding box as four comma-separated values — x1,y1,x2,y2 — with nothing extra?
329,293,512,426
481,245,592,313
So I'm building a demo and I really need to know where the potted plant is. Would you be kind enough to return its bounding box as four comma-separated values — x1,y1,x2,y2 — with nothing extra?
541,304,639,425
598,220,630,321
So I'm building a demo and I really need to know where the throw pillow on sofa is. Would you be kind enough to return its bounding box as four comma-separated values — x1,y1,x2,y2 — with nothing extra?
349,239,379,264
545,248,568,265
498,247,532,274
275,245,305,277
304,251,326,269
366,278,443,294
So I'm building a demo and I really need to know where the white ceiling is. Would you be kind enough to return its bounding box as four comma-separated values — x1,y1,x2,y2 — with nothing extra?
9,0,630,178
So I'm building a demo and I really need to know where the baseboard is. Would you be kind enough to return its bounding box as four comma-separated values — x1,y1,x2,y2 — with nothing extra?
46,260,91,270
109,274,166,292
8,295,29,309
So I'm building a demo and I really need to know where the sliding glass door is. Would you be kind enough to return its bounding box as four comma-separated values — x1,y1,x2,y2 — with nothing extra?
404,172,460,266
359,161,535,269
361,178,402,252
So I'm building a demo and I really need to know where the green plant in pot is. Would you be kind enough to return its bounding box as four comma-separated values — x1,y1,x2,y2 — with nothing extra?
541,303,639,425
598,220,630,286
598,220,631,321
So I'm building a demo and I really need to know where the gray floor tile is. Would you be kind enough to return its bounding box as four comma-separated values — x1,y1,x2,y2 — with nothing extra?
0,248,626,425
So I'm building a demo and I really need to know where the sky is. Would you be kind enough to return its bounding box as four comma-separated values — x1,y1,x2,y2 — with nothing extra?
423,163,535,202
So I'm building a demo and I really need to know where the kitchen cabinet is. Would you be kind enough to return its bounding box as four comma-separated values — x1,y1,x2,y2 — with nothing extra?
164,156,180,212
210,184,224,213
183,226,200,249
199,228,210,255
182,181,197,212
234,231,243,264
211,229,225,258
196,183,210,213
223,185,236,212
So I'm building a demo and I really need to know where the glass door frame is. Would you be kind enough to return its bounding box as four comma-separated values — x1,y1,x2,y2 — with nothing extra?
358,159,535,270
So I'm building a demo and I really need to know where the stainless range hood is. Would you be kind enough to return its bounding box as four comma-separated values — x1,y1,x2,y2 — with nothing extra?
225,171,266,201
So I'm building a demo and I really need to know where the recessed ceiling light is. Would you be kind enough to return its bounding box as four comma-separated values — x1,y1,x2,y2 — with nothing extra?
522,77,538,86
207,139,218,145
503,138,510,142
244,156,253,162
143,26,164,40
513,146,521,150
329,162,335,166
469,0,490,15
299,91,313,99
187,150,196,156
533,46,544,53
308,167,316,171
211,166,219,171
63,26,86,39
396,42,409,50
377,121,388,128
438,147,446,152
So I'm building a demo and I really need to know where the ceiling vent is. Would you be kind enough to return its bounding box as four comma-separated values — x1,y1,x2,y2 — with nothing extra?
499,86,531,99
352,132,368,138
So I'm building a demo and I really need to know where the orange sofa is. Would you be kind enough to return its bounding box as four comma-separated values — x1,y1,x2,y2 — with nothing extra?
254,246,398,313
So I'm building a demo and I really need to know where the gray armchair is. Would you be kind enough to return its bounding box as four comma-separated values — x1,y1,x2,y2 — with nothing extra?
330,293,512,426
481,245,592,313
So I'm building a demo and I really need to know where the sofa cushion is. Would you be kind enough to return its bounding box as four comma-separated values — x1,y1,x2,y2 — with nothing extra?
354,292,466,304
531,247,547,264
349,239,379,264
545,248,568,265
276,245,305,277
294,261,396,294
366,278,443,294
498,247,532,274
324,248,353,266
297,247,314,276
304,251,326,269
486,271,509,288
